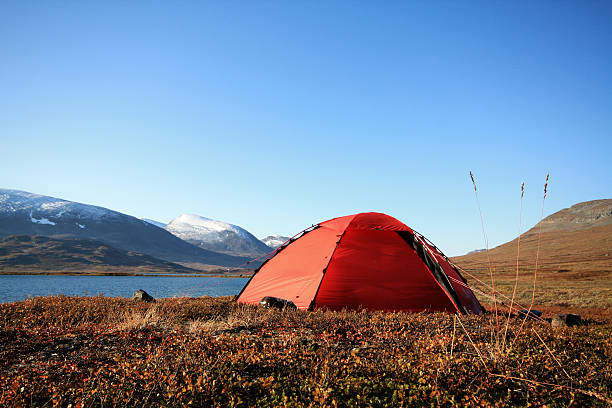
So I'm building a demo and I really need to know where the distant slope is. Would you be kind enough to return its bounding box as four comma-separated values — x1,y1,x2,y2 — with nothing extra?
261,235,291,249
142,218,167,229
453,199,612,273
0,189,249,268
452,199,612,307
165,214,271,257
0,235,200,274
536,199,612,232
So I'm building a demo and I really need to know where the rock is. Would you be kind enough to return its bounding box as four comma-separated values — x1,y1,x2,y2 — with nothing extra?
551,313,582,328
517,309,543,320
259,296,297,310
132,289,155,302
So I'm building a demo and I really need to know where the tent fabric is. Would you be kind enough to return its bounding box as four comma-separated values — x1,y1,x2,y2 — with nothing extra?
344,212,411,231
314,230,458,312
236,212,483,314
234,224,342,309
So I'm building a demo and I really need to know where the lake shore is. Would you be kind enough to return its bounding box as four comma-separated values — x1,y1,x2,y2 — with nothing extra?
0,270,253,277
1,296,610,406
0,275,250,304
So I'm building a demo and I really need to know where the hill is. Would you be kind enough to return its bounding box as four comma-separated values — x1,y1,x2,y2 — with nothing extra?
452,199,612,307
0,235,202,274
0,189,250,268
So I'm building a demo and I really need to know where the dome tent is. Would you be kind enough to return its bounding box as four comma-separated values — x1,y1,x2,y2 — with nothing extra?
236,213,483,314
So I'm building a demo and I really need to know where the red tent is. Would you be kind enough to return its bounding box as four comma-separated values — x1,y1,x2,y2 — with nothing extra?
236,212,483,314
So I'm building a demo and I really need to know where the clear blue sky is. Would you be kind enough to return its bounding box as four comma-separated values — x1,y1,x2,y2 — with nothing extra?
1,1,611,256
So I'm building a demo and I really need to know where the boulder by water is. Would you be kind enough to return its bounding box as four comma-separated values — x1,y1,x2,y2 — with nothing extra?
132,289,155,302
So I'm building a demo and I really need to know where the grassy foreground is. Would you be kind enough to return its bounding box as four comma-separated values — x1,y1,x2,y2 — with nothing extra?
0,296,610,407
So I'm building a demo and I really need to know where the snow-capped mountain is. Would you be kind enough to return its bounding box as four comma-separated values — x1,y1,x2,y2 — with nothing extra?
165,214,272,257
142,218,167,229
261,235,291,249
0,189,249,267
0,189,120,224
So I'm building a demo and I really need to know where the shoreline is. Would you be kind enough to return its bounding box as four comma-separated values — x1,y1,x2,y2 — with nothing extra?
0,271,253,278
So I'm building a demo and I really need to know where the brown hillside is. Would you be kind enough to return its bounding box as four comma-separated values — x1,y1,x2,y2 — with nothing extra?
0,235,201,275
537,198,612,232
452,199,612,307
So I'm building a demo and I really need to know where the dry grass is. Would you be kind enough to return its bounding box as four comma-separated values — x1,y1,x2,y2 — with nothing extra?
118,307,163,331
453,224,612,308
0,295,610,407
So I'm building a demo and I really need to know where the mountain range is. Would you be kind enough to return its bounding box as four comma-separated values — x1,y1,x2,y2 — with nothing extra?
0,189,255,269
2,187,609,295
142,217,287,255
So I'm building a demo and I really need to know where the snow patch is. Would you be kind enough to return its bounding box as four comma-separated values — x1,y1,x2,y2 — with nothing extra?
165,214,249,242
166,214,254,243
171,214,233,232
30,212,56,226
0,189,119,220
41,201,70,213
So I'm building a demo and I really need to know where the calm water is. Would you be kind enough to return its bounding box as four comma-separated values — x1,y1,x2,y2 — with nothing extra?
0,275,249,303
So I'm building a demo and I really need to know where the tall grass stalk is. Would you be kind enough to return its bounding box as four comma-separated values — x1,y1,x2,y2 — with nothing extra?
512,173,549,348
470,171,500,347
502,181,524,352
450,314,456,357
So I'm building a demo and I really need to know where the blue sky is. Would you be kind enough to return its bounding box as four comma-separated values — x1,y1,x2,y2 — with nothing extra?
1,1,611,256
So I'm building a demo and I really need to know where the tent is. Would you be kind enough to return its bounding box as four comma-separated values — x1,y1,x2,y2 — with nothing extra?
236,212,483,314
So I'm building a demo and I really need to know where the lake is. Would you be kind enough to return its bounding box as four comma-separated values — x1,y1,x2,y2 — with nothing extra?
0,275,249,303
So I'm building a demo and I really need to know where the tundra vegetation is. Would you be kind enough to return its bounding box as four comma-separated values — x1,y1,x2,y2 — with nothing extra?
0,296,610,407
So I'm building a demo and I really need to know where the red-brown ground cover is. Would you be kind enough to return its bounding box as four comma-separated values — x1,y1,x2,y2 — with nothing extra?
0,296,610,407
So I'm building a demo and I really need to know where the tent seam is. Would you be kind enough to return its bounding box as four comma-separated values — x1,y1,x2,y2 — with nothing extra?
308,230,348,311
233,225,320,302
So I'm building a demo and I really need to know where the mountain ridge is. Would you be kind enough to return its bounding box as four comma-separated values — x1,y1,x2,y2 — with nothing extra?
0,189,250,268
165,214,272,257
535,199,612,233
